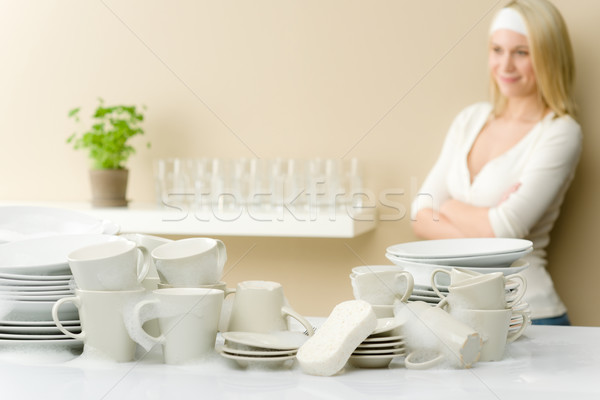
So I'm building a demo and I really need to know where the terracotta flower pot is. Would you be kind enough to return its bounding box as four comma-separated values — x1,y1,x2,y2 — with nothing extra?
89,169,129,207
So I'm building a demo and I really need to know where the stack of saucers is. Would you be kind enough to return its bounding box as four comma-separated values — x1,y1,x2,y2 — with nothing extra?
220,331,308,368
349,318,406,369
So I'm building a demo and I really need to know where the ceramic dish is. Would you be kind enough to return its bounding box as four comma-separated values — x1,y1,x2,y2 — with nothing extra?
221,346,296,357
386,238,533,259
220,350,296,368
0,337,83,350
0,284,72,292
355,340,405,350
348,353,404,368
352,347,405,356
0,234,121,274
362,335,404,343
0,273,72,283
0,319,79,327
0,293,72,301
222,331,308,350
0,300,78,321
371,318,403,335
0,324,80,334
0,332,76,340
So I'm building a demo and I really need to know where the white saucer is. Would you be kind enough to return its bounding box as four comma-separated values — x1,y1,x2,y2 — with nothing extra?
355,341,405,350
362,335,404,343
0,319,79,327
352,347,405,356
0,284,72,292
0,293,72,301
222,331,308,350
0,300,78,321
371,318,402,335
220,350,296,368
348,353,404,368
0,337,83,350
0,324,80,334
0,332,76,340
221,346,296,357
0,273,72,282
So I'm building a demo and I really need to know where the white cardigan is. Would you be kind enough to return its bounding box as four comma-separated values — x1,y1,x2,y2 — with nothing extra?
411,102,582,319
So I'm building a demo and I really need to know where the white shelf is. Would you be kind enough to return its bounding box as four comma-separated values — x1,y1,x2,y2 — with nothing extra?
2,201,377,238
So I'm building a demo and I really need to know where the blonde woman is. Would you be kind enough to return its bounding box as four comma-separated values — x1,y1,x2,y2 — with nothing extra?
411,0,581,325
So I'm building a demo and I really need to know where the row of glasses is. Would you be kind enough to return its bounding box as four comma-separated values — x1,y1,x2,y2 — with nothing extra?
154,157,364,212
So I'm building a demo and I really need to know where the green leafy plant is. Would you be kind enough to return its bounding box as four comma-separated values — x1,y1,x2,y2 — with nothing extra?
67,98,150,169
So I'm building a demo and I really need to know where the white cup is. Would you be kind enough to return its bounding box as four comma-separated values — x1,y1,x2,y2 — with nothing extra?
433,270,527,310
120,233,172,279
397,301,482,369
151,238,227,287
350,266,414,305
449,308,530,361
52,288,145,362
130,288,224,364
227,281,314,336
67,239,149,291
431,267,480,287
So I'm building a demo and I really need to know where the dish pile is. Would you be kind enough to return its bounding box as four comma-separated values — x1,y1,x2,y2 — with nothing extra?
385,238,533,336
0,206,121,350
220,331,308,367
349,318,406,368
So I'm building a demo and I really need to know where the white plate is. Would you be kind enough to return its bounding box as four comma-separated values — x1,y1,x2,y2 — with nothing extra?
222,331,308,350
0,273,72,282
348,353,401,368
0,234,122,274
362,335,404,343
0,206,107,243
0,324,80,334
386,238,533,259
221,346,296,357
0,337,83,350
387,248,532,268
352,347,405,356
220,351,296,368
0,332,75,340
0,293,72,301
372,318,403,335
408,295,441,303
355,341,405,350
0,284,72,292
0,300,78,321
0,319,79,327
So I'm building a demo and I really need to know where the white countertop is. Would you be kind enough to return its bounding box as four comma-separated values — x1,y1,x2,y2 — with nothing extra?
1,324,599,400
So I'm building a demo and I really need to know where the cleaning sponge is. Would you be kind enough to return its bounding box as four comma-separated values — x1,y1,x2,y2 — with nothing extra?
296,300,377,376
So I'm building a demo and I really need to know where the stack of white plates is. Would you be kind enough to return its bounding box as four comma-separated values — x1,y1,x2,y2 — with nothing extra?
220,331,308,368
349,318,406,368
0,232,121,350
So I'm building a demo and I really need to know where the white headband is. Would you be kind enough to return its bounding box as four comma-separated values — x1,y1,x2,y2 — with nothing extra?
490,7,528,36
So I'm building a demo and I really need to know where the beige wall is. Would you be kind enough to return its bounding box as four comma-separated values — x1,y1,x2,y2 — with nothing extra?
1,1,598,325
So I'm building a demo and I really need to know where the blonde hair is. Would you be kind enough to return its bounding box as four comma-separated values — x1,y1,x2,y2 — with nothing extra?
490,0,576,118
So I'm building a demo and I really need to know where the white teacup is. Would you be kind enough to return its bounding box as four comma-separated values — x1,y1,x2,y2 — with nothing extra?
449,308,530,361
130,288,224,364
67,239,149,291
120,233,172,279
397,301,482,369
52,288,145,362
227,281,314,336
431,267,480,287
433,270,527,310
151,238,226,287
350,266,414,305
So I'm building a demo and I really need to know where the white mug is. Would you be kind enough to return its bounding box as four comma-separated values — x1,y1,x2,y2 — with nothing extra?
130,288,224,364
227,281,314,336
433,270,527,310
350,266,414,305
449,308,530,361
151,238,227,287
52,288,145,362
67,239,149,291
431,267,480,287
120,233,172,279
397,301,482,369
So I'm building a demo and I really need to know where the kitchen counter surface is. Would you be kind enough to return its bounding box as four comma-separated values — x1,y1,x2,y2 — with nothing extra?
0,324,598,400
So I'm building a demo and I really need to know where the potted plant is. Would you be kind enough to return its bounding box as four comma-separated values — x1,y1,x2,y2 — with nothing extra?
67,98,149,207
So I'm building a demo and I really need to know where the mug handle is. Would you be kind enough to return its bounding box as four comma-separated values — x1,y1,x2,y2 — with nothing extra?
52,296,84,341
215,239,227,269
431,269,450,299
404,350,445,370
281,305,314,336
506,310,530,343
224,288,236,298
135,248,150,284
131,298,164,347
394,271,414,302
505,274,527,307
